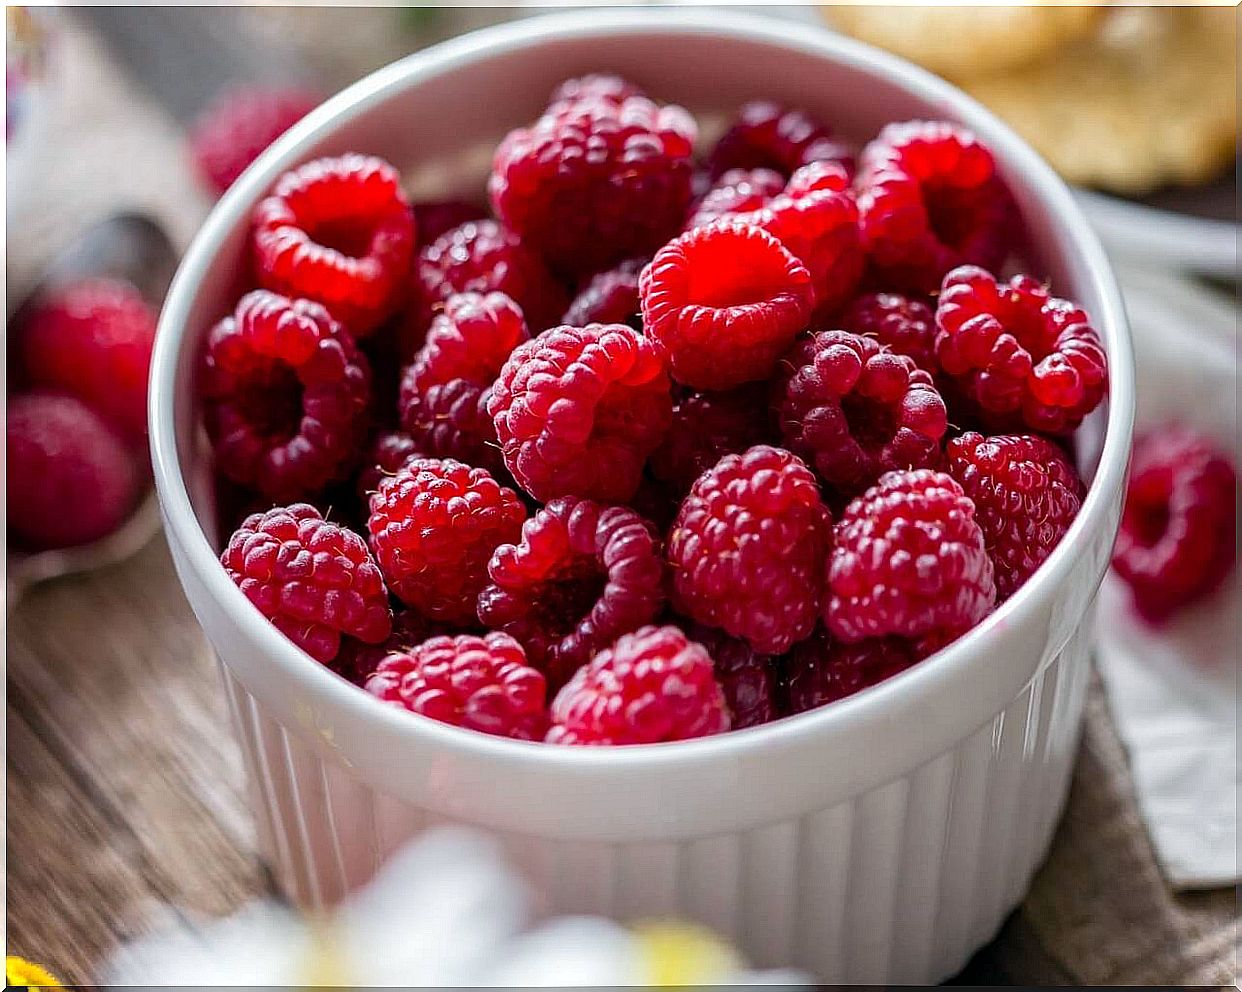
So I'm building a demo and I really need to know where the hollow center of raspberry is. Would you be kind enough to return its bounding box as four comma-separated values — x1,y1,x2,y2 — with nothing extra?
238,363,304,440
685,241,790,309
309,217,376,259
532,559,606,634
842,394,896,450
925,183,979,252
1126,473,1174,547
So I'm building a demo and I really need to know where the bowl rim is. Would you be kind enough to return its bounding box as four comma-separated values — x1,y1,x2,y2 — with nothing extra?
150,7,1135,774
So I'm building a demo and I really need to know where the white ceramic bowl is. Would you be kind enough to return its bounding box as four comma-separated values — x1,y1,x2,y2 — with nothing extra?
151,10,1134,983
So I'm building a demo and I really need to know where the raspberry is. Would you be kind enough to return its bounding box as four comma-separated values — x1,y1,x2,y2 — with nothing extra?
640,222,814,390
825,469,996,642
366,632,547,740
412,199,486,249
784,627,916,714
935,266,1108,435
488,323,672,502
21,277,158,438
414,220,567,334
398,292,529,475
546,625,729,745
200,290,371,501
946,431,1084,599
678,620,780,729
562,258,645,329
490,96,696,277
478,497,665,687
253,153,413,335
857,121,1011,293
548,73,645,110
6,392,141,550
333,607,451,685
355,430,422,503
669,445,831,654
775,329,948,493
1112,427,1237,624
706,101,852,180
840,292,938,373
685,167,785,230
221,503,391,664
368,458,526,625
648,383,772,495
190,86,321,196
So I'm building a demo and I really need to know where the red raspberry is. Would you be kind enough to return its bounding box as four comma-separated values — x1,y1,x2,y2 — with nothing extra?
21,277,158,438
648,383,772,496
946,431,1085,599
825,469,996,642
840,292,938,373
190,86,321,196
414,220,567,334
355,431,422,503
685,167,785,229
366,632,547,740
200,290,372,501
398,292,529,476
6,392,141,550
784,627,916,714
490,96,696,278
935,266,1108,435
640,221,814,390
333,607,452,685
368,458,526,625
679,620,781,729
221,503,392,664
412,199,487,250
857,121,1011,293
562,258,645,329
478,497,665,687
669,445,831,654
488,323,672,502
775,329,948,493
548,73,645,110
1112,427,1237,625
707,101,852,180
546,625,730,745
253,153,413,335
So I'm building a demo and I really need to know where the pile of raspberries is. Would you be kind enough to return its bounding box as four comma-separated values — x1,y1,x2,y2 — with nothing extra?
207,75,1120,747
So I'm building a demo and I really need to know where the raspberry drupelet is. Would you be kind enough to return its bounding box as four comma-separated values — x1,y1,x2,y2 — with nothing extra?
368,458,526,625
366,632,547,740
678,620,782,729
200,290,372,501
477,496,665,687
252,153,414,335
935,265,1108,435
840,292,939,374
669,445,832,655
546,625,730,745
488,323,672,503
221,503,392,664
648,383,773,496
707,101,852,180
783,627,917,714
547,73,645,110
685,167,786,230
562,258,645,329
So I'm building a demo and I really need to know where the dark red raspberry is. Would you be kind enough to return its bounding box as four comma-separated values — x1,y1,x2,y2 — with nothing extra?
946,431,1085,599
669,445,831,654
490,96,696,277
685,167,785,230
679,620,780,729
627,474,682,533
548,73,645,110
6,392,141,550
367,632,547,740
488,323,672,502
398,292,529,475
1112,427,1237,625
412,199,487,249
546,625,730,745
414,220,568,334
478,496,665,687
784,627,916,714
825,469,996,642
333,607,452,685
775,329,947,494
640,221,814,390
221,503,391,664
368,458,526,625
200,290,371,501
857,121,1011,293
840,292,938,373
562,258,645,329
707,101,852,180
190,86,321,196
648,383,772,496
355,431,422,503
252,153,413,335
935,266,1108,435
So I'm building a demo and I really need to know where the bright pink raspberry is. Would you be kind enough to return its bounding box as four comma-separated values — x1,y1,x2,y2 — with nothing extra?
685,167,785,229
488,323,672,502
707,101,852,179
200,290,372,501
669,445,831,654
478,496,665,687
367,457,526,625
252,153,414,335
221,503,391,664
355,431,422,503
784,627,917,714
1112,427,1237,625
775,329,947,494
412,198,487,249
946,431,1085,599
840,291,938,373
825,469,996,642
640,221,814,390
562,258,645,329
648,383,773,496
679,620,781,729
546,625,730,745
548,73,645,110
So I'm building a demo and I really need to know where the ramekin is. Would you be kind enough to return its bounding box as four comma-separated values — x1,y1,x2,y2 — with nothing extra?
150,10,1134,983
